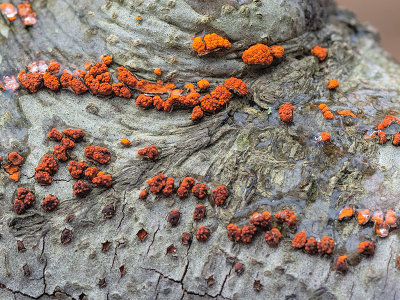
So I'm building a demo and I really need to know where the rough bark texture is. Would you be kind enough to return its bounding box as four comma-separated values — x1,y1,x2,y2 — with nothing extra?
0,0,400,299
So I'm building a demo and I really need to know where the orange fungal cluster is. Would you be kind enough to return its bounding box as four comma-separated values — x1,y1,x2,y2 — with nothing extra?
13,187,35,215
192,33,231,56
318,104,334,120
138,145,159,160
242,44,284,66
4,152,24,182
278,103,294,123
311,46,328,61
327,79,339,90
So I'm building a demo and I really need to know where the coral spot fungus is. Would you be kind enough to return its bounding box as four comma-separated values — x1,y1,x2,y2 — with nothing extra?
292,231,307,249
196,225,211,242
112,83,132,99
93,174,113,188
63,129,85,142
305,237,318,255
279,103,294,123
41,195,59,211
73,180,91,198
139,189,148,200
120,138,131,147
138,145,158,160
338,206,354,220
8,152,23,166
249,211,271,228
18,1,37,25
224,77,248,96
337,110,357,118
197,79,209,90
162,177,175,197
358,241,375,256
168,209,181,226
212,185,228,206
241,225,257,243
227,224,242,242
357,209,370,225
193,205,206,221
377,131,387,145
317,132,331,143
191,106,204,121
317,236,335,255
154,68,162,76
177,177,195,199
327,80,339,90
48,128,63,141
192,183,208,199
385,209,397,228
275,209,296,226
393,132,400,146
192,33,231,56
18,71,43,93
146,173,166,194
68,161,87,179
0,3,17,21
336,256,348,273
265,228,281,247
13,187,35,214
311,46,328,61
318,104,334,120
242,44,274,66
85,145,111,164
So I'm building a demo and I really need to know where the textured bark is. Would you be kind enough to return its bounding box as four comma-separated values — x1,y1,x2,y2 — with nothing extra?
0,1,400,299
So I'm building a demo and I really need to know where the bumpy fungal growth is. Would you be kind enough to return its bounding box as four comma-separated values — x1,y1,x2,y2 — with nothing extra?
192,183,208,199
393,132,400,146
385,209,397,228
136,94,153,108
18,1,37,25
192,33,231,56
317,237,335,255
223,77,248,96
13,187,35,214
47,60,60,74
85,145,111,164
265,228,281,247
63,129,85,142
338,206,354,220
53,145,68,161
8,152,23,166
270,45,284,58
68,161,87,179
146,173,167,194
193,205,206,221
17,71,42,93
43,72,60,91
242,44,273,66
317,132,331,143
168,209,181,227
275,209,296,226
139,189,148,200
357,209,370,225
358,241,375,256
93,174,113,188
227,224,242,242
212,185,228,206
112,83,132,99
154,68,162,76
61,138,75,150
73,180,91,198
84,166,98,181
377,131,387,144
375,221,390,238
376,115,399,130
162,177,175,197
197,79,209,90
120,138,131,147
311,46,328,61
48,128,63,141
199,85,232,114
177,177,195,199
41,195,59,211
279,103,294,123
249,211,271,228
100,55,112,65
241,225,257,243
35,170,52,185
138,145,159,160
0,3,17,21
337,110,357,118
292,231,307,249
327,80,339,90
191,106,204,121
117,66,138,88
318,104,334,120
305,237,318,255
196,225,211,242
336,256,348,273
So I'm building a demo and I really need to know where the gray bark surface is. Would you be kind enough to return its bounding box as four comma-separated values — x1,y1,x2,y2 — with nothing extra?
0,1,399,299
